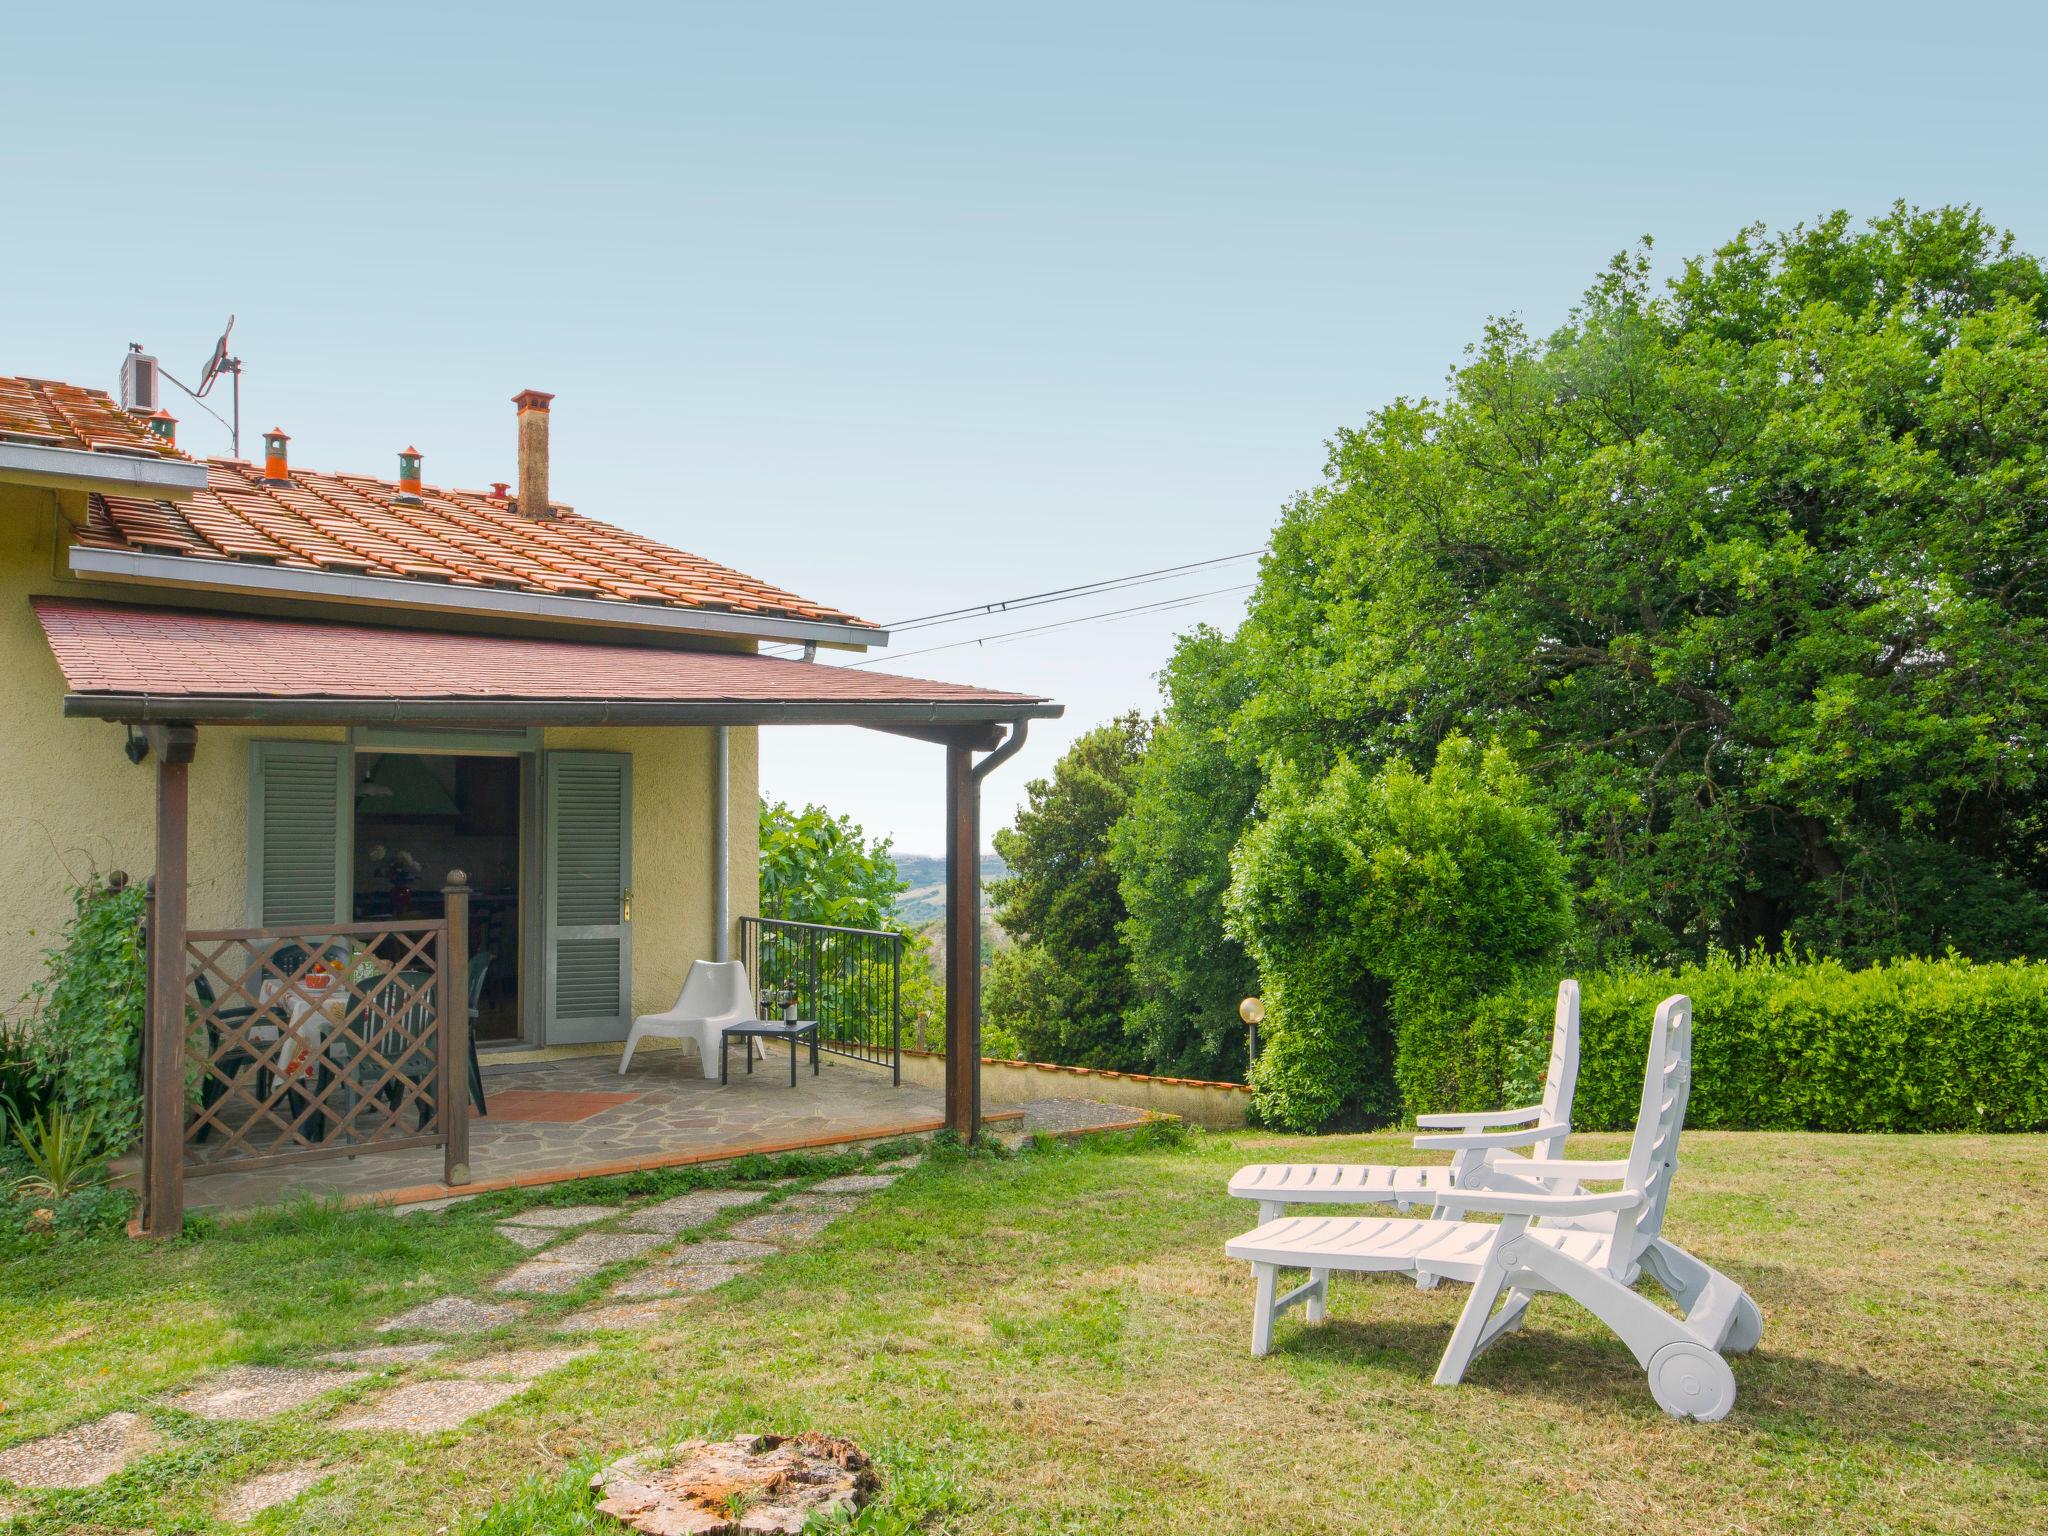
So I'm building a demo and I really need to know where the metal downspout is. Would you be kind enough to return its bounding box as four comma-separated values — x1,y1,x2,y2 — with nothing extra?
714,724,731,962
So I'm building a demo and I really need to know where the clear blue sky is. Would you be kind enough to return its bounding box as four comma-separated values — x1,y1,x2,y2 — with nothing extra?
9,3,2046,851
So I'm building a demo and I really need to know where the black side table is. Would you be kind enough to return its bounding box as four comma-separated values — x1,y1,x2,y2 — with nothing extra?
721,1019,821,1087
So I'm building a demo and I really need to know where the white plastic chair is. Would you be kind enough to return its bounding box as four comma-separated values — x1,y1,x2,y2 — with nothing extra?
1229,980,1582,1222
1225,994,1763,1420
617,960,763,1079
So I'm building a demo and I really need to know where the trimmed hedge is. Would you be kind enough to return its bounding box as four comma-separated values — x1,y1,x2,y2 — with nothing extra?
1462,951,2048,1133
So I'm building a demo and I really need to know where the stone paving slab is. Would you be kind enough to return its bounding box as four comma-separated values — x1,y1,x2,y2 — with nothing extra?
495,1260,602,1296
1017,1096,1154,1135
545,1230,669,1265
377,1297,526,1335
319,1342,448,1369
875,1158,921,1172
780,1192,861,1214
392,1194,478,1217
219,1465,326,1523
166,1364,369,1422
182,1052,958,1214
0,1411,159,1490
621,1188,765,1233
558,1299,691,1333
496,1224,559,1251
728,1210,834,1245
664,1238,778,1266
613,1263,748,1297
449,1347,596,1382
335,1379,526,1433
811,1173,900,1194
498,1203,622,1229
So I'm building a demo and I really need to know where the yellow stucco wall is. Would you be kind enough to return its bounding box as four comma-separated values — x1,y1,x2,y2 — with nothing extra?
544,723,759,1023
0,480,759,1035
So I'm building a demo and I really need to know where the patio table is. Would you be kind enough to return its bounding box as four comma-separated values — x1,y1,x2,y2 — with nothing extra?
721,1019,820,1087
255,965,392,1141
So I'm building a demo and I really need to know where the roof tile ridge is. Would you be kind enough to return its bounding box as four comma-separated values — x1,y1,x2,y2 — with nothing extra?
289,468,466,577
463,502,771,609
214,465,380,570
566,510,868,624
369,483,543,587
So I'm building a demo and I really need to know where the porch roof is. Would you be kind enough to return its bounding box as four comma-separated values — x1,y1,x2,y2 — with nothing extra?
36,597,1060,729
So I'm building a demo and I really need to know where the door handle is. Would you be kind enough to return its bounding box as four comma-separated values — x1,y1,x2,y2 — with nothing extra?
621,888,633,923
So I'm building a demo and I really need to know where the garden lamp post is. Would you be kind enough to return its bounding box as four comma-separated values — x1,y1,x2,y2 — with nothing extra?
1240,995,1266,1073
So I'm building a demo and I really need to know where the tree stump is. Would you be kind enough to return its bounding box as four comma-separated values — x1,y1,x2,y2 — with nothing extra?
591,1432,878,1535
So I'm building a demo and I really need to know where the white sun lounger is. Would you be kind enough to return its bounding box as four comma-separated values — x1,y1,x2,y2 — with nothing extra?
1225,995,1762,1419
1228,980,1582,1222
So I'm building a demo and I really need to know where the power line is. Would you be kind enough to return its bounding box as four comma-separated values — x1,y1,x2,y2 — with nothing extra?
881,549,1263,634
760,547,1263,658
841,582,1254,668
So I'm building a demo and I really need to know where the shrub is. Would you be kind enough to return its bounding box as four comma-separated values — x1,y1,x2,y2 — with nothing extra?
1227,738,1573,1131
11,1107,107,1200
9,875,147,1157
1464,950,2048,1133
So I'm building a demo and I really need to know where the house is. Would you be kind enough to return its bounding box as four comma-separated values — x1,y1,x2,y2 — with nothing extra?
0,360,1058,1232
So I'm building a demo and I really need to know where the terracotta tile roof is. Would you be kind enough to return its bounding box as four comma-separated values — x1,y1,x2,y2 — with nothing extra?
72,456,876,630
0,375,184,459
35,599,1051,717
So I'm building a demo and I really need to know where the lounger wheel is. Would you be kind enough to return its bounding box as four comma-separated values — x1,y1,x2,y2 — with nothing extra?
1720,1293,1763,1355
1647,1340,1736,1421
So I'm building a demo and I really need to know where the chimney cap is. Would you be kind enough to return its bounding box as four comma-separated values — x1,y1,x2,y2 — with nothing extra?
400,443,422,457
512,389,555,412
490,481,510,498
264,426,290,441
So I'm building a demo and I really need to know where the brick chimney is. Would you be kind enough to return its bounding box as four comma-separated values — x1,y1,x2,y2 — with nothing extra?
513,389,555,518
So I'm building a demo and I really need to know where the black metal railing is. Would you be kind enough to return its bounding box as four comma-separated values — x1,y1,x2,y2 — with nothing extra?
739,916,902,1083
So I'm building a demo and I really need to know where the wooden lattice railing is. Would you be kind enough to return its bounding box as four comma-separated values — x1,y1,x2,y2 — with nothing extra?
152,878,473,1188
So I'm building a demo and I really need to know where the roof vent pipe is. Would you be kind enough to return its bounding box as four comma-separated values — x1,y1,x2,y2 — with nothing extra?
396,446,423,503
512,389,554,518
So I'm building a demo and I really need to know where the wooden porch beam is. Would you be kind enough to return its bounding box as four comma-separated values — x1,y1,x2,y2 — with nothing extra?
141,720,196,1237
939,718,1033,1143
943,740,980,1139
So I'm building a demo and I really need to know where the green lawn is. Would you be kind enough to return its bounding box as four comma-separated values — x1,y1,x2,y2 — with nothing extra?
3,1126,2045,1534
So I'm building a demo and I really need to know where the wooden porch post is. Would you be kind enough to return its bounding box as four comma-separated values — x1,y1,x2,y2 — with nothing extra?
943,738,981,1140
442,872,472,1186
142,722,196,1239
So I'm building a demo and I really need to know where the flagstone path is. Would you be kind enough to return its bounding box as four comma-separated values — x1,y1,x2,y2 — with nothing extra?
219,1466,327,1523
336,1380,528,1433
0,1151,927,1513
495,1258,604,1295
320,1342,447,1368
560,1299,689,1333
378,1296,526,1334
728,1209,835,1244
499,1203,624,1229
496,1223,560,1250
166,1365,370,1422
0,1411,158,1490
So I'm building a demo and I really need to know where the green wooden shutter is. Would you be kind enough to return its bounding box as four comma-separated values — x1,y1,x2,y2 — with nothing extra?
247,741,351,926
542,750,633,1042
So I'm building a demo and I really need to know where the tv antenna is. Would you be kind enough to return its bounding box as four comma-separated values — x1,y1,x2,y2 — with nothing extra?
159,317,243,458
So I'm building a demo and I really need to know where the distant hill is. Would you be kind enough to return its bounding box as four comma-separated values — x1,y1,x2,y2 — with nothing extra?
891,852,1008,928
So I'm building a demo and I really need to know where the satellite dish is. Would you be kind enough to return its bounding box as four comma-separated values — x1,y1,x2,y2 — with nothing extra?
196,316,235,396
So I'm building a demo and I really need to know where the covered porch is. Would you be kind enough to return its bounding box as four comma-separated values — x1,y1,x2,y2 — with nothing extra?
171,1048,1018,1214
37,597,1061,1235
